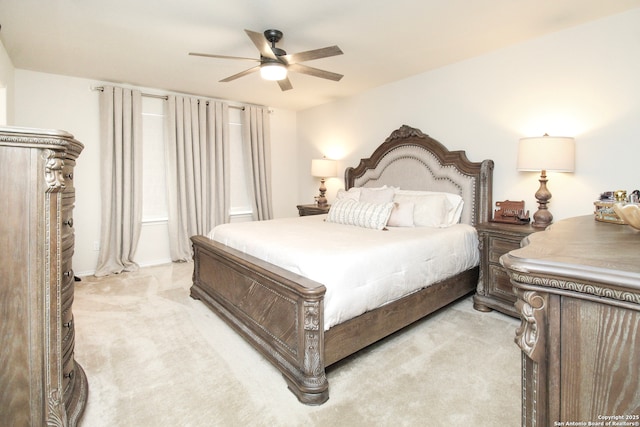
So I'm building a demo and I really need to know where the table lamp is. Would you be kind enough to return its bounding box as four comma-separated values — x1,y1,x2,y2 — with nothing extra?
311,158,337,207
517,134,575,228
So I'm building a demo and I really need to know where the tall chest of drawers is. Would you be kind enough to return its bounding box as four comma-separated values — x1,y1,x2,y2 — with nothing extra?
0,126,88,426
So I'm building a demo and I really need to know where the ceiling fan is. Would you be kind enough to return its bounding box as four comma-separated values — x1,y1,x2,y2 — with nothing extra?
189,29,343,91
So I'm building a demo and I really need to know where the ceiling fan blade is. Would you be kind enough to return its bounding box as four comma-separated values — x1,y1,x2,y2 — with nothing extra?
283,46,343,64
287,63,343,81
244,29,277,60
189,52,259,62
277,77,293,91
219,66,260,82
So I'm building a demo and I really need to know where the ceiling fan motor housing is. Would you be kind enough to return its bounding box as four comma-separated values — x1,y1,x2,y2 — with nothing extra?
264,29,283,43
264,29,286,56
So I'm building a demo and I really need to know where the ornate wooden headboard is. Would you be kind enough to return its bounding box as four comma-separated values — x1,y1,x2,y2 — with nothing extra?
344,125,494,226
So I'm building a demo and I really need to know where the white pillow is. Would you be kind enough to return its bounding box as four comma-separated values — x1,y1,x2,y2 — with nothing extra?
359,187,395,204
336,188,361,201
387,202,415,227
392,193,454,227
394,189,464,226
327,198,394,230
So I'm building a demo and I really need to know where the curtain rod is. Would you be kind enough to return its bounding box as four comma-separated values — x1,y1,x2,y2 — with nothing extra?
91,86,246,110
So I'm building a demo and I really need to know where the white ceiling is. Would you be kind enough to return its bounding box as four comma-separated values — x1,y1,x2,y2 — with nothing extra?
2,0,640,111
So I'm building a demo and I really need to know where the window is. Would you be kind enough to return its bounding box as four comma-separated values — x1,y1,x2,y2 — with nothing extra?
141,97,168,222
229,106,252,217
141,98,251,223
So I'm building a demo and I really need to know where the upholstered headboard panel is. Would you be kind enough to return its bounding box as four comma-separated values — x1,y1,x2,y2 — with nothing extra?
344,125,494,226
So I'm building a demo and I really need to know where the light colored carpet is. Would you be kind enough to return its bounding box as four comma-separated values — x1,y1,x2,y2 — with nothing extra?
74,262,521,426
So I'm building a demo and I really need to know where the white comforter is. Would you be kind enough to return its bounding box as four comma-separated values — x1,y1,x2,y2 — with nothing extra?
208,215,479,330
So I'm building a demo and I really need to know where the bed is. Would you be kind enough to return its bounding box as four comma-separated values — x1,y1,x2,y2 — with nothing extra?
190,125,494,405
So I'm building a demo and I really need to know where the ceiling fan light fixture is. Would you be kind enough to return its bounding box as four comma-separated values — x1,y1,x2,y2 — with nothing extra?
260,62,287,81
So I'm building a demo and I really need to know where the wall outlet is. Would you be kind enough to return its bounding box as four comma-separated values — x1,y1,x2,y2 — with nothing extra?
93,240,100,251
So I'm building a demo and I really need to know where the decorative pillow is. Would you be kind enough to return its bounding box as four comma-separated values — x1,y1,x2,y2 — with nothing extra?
336,188,361,201
393,193,454,227
359,187,395,204
387,202,415,227
394,189,464,226
327,198,394,230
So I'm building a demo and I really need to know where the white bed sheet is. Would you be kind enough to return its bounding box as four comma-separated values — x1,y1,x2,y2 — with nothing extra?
208,215,479,330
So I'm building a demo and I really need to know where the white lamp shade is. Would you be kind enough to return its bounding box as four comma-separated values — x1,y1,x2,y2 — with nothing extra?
517,135,575,172
311,158,337,178
260,63,287,81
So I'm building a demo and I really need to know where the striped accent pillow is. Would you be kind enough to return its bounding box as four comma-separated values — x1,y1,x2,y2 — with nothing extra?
327,198,394,230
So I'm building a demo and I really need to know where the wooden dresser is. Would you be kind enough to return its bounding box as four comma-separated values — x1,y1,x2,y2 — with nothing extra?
501,216,640,426
0,127,88,426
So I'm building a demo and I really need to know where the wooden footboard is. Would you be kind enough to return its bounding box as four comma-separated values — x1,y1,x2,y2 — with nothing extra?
190,235,330,405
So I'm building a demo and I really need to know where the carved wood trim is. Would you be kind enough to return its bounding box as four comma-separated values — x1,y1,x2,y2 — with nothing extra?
509,271,640,306
513,289,546,363
0,132,84,158
44,151,66,191
47,388,66,427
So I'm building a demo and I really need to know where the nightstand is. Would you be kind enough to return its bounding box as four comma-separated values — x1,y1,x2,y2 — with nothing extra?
473,221,542,317
296,204,331,216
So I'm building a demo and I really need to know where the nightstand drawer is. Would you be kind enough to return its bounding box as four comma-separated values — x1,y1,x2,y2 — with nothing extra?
487,264,517,303
488,237,521,264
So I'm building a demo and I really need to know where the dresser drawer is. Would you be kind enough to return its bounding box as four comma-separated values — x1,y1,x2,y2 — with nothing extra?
62,162,75,191
61,285,74,314
61,257,74,283
62,189,75,203
61,200,75,234
60,231,75,254
61,313,75,357
61,267,75,312
62,352,77,397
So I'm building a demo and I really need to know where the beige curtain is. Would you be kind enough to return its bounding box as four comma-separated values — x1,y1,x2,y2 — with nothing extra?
165,96,230,261
243,106,273,220
95,86,143,277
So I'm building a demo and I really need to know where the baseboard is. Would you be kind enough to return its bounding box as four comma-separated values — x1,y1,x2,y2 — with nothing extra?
75,258,176,277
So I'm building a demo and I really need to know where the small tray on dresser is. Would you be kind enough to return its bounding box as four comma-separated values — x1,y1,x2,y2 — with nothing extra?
594,201,626,224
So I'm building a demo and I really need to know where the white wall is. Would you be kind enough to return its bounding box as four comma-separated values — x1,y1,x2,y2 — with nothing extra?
269,108,299,218
13,71,298,274
0,39,15,125
298,9,640,224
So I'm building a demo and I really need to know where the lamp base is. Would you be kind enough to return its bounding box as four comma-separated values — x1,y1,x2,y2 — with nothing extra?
532,170,553,229
532,209,553,228
316,178,328,207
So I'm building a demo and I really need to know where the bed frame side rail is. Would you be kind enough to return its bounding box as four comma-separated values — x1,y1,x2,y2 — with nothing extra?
324,267,479,366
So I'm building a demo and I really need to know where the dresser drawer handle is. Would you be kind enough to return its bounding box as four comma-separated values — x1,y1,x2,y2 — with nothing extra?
64,270,73,277
64,370,74,379
64,218,74,228
63,320,73,328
